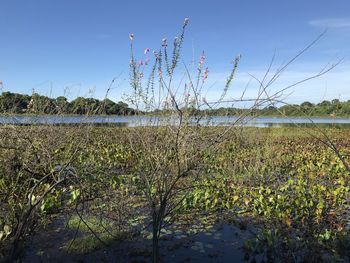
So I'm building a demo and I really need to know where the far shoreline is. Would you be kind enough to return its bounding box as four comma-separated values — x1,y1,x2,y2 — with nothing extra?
1,113,350,119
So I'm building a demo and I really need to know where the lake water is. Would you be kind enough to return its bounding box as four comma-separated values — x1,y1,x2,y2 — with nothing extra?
1,115,350,128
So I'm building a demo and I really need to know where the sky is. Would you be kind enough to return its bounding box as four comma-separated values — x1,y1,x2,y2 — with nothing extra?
0,0,350,104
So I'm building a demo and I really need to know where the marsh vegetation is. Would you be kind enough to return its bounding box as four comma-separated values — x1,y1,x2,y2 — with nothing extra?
0,126,350,262
1,18,349,263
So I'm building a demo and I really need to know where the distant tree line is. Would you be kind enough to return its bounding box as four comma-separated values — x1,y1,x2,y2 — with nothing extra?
0,92,136,115
259,99,350,117
1,91,350,117
202,99,350,117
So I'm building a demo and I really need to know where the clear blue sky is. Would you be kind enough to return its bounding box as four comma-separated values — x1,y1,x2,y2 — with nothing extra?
0,0,350,103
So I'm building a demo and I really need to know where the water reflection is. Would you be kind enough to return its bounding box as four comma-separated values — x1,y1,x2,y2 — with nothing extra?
1,115,350,128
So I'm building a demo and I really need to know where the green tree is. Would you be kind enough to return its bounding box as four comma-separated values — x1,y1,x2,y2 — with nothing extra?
55,96,69,113
0,92,30,113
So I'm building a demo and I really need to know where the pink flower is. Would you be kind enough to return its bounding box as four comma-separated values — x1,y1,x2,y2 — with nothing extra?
202,67,209,81
184,93,190,97
199,51,205,68
184,17,189,25
153,51,159,59
144,48,150,55
129,33,134,41
162,38,167,47
138,60,143,66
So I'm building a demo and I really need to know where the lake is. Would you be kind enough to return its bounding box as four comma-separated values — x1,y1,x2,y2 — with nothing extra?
1,115,350,128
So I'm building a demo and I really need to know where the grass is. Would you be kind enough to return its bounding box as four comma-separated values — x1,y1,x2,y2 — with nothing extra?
67,215,115,234
65,215,129,254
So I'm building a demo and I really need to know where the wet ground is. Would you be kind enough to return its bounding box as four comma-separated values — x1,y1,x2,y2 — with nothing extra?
21,215,255,263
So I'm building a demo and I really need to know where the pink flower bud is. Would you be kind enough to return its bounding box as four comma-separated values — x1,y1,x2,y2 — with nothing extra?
153,51,159,59
202,67,209,81
199,51,205,68
144,48,150,55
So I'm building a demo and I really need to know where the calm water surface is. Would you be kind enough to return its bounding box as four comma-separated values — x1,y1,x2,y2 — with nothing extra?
1,115,350,128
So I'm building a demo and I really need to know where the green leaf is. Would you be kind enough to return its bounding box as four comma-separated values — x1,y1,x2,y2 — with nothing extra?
4,225,11,235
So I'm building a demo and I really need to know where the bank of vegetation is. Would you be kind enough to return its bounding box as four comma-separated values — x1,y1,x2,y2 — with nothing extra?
0,92,136,115
1,91,350,118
